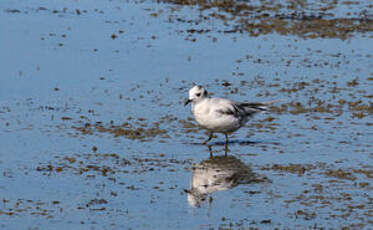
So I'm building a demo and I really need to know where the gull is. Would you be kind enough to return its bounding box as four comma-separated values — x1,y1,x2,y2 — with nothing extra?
184,85,278,149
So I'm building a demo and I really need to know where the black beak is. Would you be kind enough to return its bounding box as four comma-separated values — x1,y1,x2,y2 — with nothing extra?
184,99,191,106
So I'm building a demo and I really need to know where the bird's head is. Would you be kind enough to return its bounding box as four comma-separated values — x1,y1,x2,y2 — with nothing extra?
184,85,208,106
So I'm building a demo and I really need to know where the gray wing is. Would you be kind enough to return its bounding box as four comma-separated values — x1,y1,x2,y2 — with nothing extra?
216,101,269,118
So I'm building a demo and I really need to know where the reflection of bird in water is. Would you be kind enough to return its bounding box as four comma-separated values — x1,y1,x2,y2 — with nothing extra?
185,155,269,207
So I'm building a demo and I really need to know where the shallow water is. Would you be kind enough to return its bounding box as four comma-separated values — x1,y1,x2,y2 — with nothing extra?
1,0,372,229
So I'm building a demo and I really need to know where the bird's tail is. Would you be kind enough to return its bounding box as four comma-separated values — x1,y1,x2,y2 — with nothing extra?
240,99,282,114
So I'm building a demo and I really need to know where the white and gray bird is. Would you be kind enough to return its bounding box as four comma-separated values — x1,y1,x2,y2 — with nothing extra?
184,85,278,149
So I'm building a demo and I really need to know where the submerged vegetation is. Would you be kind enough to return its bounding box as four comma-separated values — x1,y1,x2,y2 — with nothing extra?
159,0,373,39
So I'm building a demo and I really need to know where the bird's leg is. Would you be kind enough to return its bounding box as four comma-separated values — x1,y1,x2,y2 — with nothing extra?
224,133,229,155
202,132,213,145
208,145,213,158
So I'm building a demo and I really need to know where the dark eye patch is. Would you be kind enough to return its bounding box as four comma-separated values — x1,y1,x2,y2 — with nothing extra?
196,93,201,97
